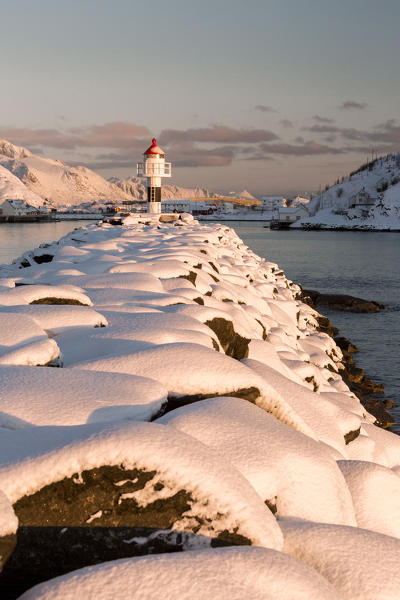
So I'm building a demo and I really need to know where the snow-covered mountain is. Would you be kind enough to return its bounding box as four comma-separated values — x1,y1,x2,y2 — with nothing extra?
0,164,43,207
108,175,219,201
0,140,256,208
295,153,400,230
0,140,134,207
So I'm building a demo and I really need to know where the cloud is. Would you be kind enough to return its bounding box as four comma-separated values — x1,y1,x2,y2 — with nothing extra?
312,115,335,123
0,122,150,151
257,140,343,156
254,105,277,113
340,100,368,110
159,125,279,144
303,124,342,134
279,119,293,128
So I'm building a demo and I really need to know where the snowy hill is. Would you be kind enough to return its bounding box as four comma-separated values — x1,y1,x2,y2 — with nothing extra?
0,140,134,207
295,153,400,230
0,165,43,208
109,175,219,201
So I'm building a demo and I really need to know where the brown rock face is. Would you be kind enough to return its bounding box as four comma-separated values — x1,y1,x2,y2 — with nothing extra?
205,317,250,360
302,290,385,313
0,465,250,598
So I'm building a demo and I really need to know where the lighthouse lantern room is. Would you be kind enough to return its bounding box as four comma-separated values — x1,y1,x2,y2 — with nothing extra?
137,138,172,214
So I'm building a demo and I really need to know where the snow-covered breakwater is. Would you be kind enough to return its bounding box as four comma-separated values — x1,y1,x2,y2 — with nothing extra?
0,213,399,599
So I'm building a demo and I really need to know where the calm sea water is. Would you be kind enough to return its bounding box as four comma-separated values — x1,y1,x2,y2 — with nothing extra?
0,221,94,265
224,221,400,431
1,219,399,430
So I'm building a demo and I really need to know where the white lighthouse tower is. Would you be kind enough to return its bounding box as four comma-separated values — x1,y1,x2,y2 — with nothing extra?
137,138,172,214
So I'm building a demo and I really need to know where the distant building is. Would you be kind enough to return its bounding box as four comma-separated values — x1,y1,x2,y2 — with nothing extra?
349,188,376,208
277,205,309,223
161,199,191,213
259,196,283,211
0,199,41,217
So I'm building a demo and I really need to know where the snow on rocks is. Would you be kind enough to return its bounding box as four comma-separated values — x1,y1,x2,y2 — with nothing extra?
0,313,60,366
18,547,342,600
0,284,92,306
0,366,167,427
0,305,107,333
0,421,282,595
158,397,356,526
0,214,398,596
338,460,400,538
281,519,400,600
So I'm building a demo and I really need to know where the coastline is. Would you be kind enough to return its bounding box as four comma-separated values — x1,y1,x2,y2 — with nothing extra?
0,214,400,597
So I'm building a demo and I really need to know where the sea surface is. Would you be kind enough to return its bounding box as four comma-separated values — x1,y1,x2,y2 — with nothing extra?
0,219,399,431
221,221,400,431
0,220,94,265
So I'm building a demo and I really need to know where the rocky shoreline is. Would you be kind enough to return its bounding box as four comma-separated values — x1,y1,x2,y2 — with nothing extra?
300,289,395,429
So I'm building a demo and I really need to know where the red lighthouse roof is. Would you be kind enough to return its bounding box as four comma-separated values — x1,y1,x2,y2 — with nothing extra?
144,137,165,156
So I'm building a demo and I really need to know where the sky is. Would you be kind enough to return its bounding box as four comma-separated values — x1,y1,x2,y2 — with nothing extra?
1,0,400,196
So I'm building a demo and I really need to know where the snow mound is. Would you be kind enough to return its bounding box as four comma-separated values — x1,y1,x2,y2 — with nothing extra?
0,366,167,428
0,313,59,366
338,460,400,538
0,284,92,306
18,547,341,600
281,519,400,600
158,396,356,525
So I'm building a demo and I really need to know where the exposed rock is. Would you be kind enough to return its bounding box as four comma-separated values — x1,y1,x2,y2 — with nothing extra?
205,317,250,360
32,254,54,264
30,298,88,306
159,387,261,417
0,464,251,597
303,289,385,313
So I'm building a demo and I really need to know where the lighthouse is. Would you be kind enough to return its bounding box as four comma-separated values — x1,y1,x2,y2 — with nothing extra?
137,138,172,214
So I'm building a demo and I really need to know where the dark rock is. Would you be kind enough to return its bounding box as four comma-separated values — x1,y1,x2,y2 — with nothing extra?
159,387,261,416
344,427,361,445
303,289,385,313
316,315,339,337
178,271,197,286
30,297,88,306
0,465,251,598
205,317,250,360
33,254,54,264
334,336,360,354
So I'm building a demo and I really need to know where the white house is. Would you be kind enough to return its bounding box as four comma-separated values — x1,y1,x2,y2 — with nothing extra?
216,202,234,215
0,199,41,217
259,196,283,211
349,188,376,208
277,204,309,223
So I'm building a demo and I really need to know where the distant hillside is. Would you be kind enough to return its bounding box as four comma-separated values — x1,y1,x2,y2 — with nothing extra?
0,164,43,207
295,153,400,230
108,175,217,201
0,140,135,207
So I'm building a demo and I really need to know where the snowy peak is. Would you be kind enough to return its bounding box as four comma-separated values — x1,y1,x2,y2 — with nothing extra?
0,139,32,160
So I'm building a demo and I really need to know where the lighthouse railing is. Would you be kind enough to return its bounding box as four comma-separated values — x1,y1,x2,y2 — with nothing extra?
137,162,172,177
